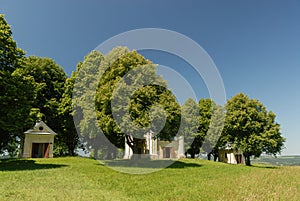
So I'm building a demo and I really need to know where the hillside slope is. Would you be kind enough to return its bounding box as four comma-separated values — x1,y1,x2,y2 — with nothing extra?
0,157,299,201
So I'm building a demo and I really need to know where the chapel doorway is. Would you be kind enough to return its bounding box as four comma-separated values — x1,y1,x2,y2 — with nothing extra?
31,143,50,158
163,147,174,158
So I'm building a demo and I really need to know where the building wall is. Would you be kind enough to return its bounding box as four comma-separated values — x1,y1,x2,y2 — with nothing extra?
218,149,244,164
124,136,185,159
22,134,55,158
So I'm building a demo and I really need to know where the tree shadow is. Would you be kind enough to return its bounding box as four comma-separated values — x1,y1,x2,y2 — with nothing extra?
251,164,279,169
0,159,67,171
167,160,202,169
99,159,202,169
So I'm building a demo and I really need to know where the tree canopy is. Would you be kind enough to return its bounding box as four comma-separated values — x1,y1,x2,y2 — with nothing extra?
13,56,68,155
73,47,181,159
181,98,200,158
0,14,24,72
0,15,35,155
224,93,285,165
99,48,181,158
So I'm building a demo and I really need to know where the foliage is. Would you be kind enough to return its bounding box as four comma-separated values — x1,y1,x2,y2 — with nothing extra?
184,98,225,160
202,103,225,161
73,50,105,158
57,66,81,156
0,15,36,154
0,14,24,72
224,93,285,165
19,56,67,154
95,48,181,158
180,98,200,158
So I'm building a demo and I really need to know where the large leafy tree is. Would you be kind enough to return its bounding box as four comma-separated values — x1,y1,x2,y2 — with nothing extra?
95,48,150,158
73,50,105,159
21,56,67,124
202,104,225,161
184,98,224,159
191,98,216,158
0,15,36,155
183,98,225,159
19,56,67,154
113,80,181,158
181,98,200,158
0,70,36,154
58,64,81,156
104,51,181,158
224,93,285,165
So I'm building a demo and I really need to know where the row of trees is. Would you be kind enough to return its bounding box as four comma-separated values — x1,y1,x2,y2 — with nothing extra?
182,95,285,165
70,46,285,165
0,15,285,165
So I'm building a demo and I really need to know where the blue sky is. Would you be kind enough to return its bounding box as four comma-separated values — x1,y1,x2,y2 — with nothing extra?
1,0,300,155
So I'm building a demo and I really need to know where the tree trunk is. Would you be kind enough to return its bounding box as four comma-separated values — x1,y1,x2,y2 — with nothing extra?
213,153,218,161
67,143,75,156
207,153,211,160
126,135,140,160
212,150,218,161
244,153,251,166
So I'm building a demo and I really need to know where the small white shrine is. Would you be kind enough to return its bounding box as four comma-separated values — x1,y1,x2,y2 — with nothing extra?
22,121,56,158
218,142,244,164
124,131,185,159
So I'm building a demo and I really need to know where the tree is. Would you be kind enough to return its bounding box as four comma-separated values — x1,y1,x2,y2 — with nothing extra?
109,65,181,159
0,15,36,155
58,65,81,156
181,98,200,158
0,70,36,154
92,47,181,159
0,14,25,72
191,98,216,159
201,101,225,161
224,93,285,165
182,98,225,160
202,105,225,161
73,50,106,159
19,56,67,155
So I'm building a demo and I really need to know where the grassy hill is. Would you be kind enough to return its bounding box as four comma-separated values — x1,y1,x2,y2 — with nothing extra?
0,157,299,201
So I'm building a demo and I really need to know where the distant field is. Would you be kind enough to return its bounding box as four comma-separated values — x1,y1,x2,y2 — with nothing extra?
0,157,299,201
252,155,300,166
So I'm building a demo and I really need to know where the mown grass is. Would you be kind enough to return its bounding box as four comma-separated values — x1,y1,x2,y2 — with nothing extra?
0,157,299,201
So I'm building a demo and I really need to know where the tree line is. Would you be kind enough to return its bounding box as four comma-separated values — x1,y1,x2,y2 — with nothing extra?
0,15,285,165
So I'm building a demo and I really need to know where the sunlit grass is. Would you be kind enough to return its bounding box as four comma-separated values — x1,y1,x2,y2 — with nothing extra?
0,157,299,201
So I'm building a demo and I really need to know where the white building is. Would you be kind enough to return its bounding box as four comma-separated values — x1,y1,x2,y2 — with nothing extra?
22,121,56,158
124,131,185,159
218,142,244,164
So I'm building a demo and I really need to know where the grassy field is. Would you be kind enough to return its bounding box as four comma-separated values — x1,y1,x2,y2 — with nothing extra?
0,157,299,201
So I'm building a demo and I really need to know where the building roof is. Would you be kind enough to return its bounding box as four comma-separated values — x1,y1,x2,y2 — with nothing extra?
219,142,235,150
24,121,56,135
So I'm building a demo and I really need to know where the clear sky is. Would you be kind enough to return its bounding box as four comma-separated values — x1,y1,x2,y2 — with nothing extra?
1,0,300,155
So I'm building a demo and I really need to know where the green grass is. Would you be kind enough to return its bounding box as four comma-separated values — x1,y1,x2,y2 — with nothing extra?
0,157,299,201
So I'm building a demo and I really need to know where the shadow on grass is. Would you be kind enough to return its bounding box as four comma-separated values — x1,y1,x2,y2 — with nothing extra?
0,159,67,171
100,159,202,169
251,164,279,169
